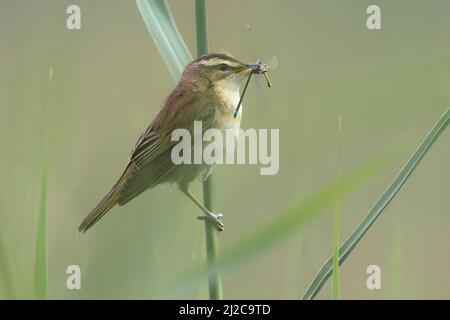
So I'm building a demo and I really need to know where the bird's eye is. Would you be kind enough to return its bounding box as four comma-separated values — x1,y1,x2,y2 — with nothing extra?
218,63,229,72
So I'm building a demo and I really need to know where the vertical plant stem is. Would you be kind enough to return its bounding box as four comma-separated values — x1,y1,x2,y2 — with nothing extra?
202,176,222,299
35,157,48,300
0,240,14,298
35,68,52,300
195,0,223,300
195,0,208,57
332,116,342,299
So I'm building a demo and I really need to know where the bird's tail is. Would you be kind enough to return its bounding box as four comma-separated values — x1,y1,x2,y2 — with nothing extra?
78,164,134,233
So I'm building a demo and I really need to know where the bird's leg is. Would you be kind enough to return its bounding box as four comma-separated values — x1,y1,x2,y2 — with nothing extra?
181,188,224,231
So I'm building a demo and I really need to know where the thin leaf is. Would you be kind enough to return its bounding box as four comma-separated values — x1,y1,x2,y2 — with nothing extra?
34,157,48,299
136,0,192,81
35,68,51,300
0,240,14,298
332,115,342,300
163,152,393,298
303,108,450,300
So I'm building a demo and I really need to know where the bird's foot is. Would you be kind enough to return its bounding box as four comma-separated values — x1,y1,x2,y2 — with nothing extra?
197,213,224,231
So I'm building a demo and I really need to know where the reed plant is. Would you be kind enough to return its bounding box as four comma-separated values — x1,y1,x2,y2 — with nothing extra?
136,0,222,299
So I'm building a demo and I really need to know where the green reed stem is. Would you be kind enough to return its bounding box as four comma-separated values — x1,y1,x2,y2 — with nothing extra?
195,0,208,57
195,0,223,300
332,115,342,300
35,157,48,300
202,176,222,299
0,240,14,298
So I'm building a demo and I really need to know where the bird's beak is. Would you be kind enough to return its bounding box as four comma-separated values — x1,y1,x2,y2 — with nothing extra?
231,64,259,77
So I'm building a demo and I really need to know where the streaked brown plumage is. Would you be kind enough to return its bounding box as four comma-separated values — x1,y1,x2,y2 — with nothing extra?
78,53,259,233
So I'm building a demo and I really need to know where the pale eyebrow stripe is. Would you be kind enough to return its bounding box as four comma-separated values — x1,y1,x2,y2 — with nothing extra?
200,58,222,66
200,59,241,68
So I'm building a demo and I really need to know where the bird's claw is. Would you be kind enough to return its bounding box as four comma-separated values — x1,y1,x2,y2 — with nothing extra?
197,213,224,231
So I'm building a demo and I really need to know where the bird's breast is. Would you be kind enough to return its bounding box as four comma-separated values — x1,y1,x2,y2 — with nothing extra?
214,89,242,140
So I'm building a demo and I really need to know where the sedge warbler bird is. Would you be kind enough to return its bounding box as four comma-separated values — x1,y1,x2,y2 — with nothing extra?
78,53,272,233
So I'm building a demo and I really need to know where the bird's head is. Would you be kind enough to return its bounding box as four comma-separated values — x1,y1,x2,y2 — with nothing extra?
183,53,259,91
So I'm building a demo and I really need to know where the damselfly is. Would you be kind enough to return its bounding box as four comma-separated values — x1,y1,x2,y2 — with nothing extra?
233,56,278,118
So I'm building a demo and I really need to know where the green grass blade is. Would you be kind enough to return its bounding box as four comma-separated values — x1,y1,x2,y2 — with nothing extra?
303,108,450,300
136,0,192,80
34,68,52,300
0,240,14,298
34,156,48,300
332,115,342,300
163,152,392,297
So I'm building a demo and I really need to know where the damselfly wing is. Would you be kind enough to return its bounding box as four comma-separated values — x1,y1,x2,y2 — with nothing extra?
242,24,278,113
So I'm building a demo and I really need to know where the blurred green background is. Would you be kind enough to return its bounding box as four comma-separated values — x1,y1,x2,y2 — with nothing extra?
1,0,450,299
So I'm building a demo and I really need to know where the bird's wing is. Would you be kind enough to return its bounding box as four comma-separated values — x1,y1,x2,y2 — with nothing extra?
78,82,216,233
117,90,216,206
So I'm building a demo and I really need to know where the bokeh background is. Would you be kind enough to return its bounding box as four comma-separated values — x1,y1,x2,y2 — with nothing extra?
1,0,450,299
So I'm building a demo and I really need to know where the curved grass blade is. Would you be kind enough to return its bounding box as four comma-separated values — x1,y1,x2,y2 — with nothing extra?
303,107,450,300
163,152,393,298
136,0,192,80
